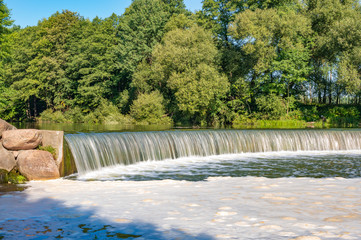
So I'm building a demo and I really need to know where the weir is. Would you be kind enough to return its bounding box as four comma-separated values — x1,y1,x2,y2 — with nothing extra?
65,130,361,175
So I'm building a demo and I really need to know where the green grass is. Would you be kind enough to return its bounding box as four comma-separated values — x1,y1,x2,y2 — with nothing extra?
233,119,319,129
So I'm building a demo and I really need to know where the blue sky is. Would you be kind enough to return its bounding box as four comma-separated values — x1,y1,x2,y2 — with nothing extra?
5,0,203,28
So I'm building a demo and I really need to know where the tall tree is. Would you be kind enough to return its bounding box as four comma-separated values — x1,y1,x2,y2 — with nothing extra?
0,0,12,62
230,5,312,110
307,0,361,102
133,25,229,124
0,0,17,120
7,10,83,117
67,14,121,113
116,0,177,88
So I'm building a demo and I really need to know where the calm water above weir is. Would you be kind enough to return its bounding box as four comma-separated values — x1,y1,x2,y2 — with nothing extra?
64,129,361,181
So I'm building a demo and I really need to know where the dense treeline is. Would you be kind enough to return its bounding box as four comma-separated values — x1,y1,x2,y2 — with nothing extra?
1,0,361,127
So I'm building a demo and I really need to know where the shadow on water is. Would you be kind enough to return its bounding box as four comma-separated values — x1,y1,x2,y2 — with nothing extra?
0,191,214,240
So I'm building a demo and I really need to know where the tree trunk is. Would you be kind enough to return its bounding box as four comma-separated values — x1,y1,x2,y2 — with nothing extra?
33,97,37,117
323,85,327,104
250,73,256,111
26,99,31,119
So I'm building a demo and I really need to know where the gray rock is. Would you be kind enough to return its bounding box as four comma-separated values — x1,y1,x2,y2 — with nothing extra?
0,143,16,172
2,129,42,150
17,150,60,180
0,119,16,137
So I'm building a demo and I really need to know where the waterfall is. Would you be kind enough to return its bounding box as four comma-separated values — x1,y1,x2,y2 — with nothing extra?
65,130,361,174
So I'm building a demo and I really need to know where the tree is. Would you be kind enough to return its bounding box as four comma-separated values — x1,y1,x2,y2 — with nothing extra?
307,0,361,103
67,14,121,113
0,1,19,120
0,0,13,68
133,25,229,124
116,0,171,88
6,11,85,119
229,6,312,111
130,91,171,124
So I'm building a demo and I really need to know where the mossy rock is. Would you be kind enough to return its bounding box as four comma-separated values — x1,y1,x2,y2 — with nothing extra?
7,170,27,184
37,145,57,159
0,169,9,184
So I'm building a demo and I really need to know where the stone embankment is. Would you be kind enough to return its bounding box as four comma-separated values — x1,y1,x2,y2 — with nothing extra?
0,119,63,183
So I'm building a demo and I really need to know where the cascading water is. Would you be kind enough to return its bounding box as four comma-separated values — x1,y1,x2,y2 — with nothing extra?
65,130,361,175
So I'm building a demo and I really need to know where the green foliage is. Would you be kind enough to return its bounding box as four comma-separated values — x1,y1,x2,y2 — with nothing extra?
39,109,68,123
230,6,312,98
297,104,361,127
255,94,287,120
136,25,230,124
300,105,319,122
83,99,134,124
232,115,308,129
68,14,121,112
37,145,57,159
130,91,172,125
2,0,361,127
116,0,171,84
0,0,13,64
7,170,27,184
39,100,133,124
324,106,360,127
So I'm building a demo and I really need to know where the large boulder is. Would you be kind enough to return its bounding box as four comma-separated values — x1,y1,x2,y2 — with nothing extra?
17,150,60,180
0,119,16,137
2,129,42,150
39,130,64,167
0,143,16,172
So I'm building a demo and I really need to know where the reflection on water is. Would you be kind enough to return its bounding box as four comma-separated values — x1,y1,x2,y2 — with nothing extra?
0,184,27,196
13,122,173,133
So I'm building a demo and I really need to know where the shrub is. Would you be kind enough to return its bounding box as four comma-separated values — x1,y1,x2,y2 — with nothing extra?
64,106,85,123
325,106,360,127
301,105,319,122
39,109,67,123
256,94,287,120
130,91,172,125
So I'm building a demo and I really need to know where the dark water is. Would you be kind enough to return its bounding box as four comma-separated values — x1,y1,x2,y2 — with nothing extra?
13,122,173,133
0,184,27,196
70,151,361,181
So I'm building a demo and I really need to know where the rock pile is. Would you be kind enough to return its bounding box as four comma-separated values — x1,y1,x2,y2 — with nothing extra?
0,119,60,182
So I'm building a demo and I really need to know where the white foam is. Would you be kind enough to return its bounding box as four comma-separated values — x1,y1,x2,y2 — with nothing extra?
0,176,360,239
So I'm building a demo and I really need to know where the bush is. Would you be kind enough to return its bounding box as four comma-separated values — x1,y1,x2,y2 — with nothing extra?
7,170,27,184
83,99,134,124
325,106,360,127
39,109,68,123
256,94,287,120
64,106,85,123
130,91,172,125
301,105,319,122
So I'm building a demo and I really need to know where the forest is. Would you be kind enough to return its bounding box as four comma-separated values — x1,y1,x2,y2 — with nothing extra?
1,0,361,127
